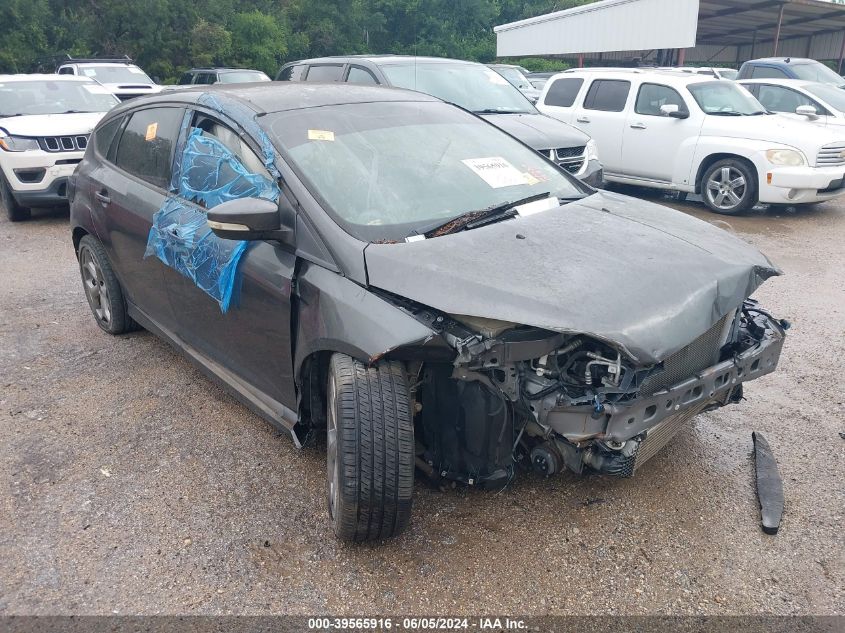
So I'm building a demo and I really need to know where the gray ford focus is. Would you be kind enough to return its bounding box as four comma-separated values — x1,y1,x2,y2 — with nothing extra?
69,83,786,541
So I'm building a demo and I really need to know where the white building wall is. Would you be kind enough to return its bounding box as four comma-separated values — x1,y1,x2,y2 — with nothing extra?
495,0,700,57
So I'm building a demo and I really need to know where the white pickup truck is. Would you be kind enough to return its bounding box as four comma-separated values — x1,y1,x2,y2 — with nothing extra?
537,68,845,214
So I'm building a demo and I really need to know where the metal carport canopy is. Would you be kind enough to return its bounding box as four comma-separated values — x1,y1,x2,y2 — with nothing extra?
494,0,845,63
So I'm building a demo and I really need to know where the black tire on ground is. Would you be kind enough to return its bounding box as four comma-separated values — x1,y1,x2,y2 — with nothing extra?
326,353,414,542
77,234,136,335
700,158,757,215
1,173,31,222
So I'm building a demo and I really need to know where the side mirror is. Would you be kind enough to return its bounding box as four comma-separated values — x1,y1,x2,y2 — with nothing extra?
795,104,818,118
207,197,293,242
660,104,689,119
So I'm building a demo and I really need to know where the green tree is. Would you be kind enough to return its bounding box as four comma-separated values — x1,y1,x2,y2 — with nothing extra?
229,10,287,75
190,19,232,68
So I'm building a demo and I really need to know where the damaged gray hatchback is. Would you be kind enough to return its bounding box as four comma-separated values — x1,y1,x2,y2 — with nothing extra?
69,83,787,541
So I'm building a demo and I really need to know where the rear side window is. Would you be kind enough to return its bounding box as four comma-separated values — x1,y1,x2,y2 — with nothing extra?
113,107,184,189
583,79,631,112
306,64,344,82
94,117,123,158
750,66,789,79
635,83,688,116
278,64,306,81
178,73,194,85
544,77,584,107
347,66,378,85
58,67,75,75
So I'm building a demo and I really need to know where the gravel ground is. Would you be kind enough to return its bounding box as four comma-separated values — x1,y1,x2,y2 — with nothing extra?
0,192,843,616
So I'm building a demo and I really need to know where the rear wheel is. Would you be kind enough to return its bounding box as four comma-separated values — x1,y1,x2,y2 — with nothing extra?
701,159,757,215
0,173,31,222
78,235,136,334
326,353,414,541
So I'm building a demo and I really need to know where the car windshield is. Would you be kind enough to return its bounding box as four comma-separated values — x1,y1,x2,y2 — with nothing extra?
492,66,529,88
79,65,154,84
380,62,536,114
218,71,270,84
263,101,586,241
718,69,738,80
688,81,767,115
805,82,845,112
0,80,119,116
790,62,844,85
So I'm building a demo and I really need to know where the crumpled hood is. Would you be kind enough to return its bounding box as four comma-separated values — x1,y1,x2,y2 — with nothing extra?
0,112,107,137
364,191,780,365
481,113,590,151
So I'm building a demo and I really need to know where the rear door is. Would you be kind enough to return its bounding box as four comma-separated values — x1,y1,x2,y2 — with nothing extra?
93,106,185,331
570,78,632,172
538,76,585,125
164,109,298,409
622,82,700,182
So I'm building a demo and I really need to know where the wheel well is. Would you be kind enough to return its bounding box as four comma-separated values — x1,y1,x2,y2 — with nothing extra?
694,154,757,194
72,227,89,255
298,350,333,429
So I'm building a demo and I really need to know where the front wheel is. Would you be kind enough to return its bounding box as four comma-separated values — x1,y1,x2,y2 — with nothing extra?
701,159,757,215
0,173,31,222
326,353,414,541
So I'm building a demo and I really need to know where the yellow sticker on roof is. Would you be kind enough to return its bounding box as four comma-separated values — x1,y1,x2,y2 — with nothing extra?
145,122,158,141
308,129,335,141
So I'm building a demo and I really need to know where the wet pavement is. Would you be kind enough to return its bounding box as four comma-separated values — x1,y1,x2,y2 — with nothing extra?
1,191,843,616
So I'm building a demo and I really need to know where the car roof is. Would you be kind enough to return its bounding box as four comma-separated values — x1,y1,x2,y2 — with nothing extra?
745,57,815,65
0,73,97,83
107,82,440,117
553,68,717,87
188,68,266,73
285,55,483,67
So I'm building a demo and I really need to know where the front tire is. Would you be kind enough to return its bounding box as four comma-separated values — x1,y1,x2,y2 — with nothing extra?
701,159,757,215
327,354,414,541
1,173,31,222
77,235,135,335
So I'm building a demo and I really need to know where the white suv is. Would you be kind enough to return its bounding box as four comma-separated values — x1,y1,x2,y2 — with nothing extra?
0,75,119,221
538,68,845,214
56,58,162,101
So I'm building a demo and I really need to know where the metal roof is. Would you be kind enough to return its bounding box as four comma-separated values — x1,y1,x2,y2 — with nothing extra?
495,0,845,64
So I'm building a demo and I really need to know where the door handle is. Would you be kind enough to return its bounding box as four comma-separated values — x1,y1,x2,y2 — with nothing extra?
95,190,111,205
576,117,591,123
630,122,647,129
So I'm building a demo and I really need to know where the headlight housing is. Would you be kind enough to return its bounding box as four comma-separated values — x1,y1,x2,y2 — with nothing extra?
0,131,40,152
765,148,806,167
585,138,600,162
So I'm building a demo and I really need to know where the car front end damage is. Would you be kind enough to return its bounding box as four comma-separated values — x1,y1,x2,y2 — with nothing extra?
384,296,786,487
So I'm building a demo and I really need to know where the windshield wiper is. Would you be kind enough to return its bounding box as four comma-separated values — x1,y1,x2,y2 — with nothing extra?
473,108,531,115
409,191,555,238
709,111,744,116
57,110,97,114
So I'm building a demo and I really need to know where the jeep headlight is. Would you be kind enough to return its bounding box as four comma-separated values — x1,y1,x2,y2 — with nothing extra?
0,132,40,152
585,138,600,162
765,148,806,166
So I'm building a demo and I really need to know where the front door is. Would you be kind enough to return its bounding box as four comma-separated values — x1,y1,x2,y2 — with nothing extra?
162,109,298,410
622,82,701,183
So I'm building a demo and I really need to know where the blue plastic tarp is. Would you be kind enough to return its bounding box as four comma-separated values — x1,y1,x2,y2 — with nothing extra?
144,119,281,313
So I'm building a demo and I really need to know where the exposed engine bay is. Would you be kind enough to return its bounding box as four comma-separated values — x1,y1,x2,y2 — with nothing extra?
383,295,788,488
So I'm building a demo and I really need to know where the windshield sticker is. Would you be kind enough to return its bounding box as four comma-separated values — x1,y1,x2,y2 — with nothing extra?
145,122,158,141
516,196,558,217
523,172,541,186
405,234,426,243
308,129,335,141
485,70,509,86
462,157,530,189
82,69,97,77
84,84,111,94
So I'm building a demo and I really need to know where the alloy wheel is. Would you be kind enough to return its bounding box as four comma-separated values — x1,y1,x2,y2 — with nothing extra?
326,372,339,520
80,247,111,325
705,166,747,211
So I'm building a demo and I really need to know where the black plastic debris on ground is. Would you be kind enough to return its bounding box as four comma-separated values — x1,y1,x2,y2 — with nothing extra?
752,431,784,535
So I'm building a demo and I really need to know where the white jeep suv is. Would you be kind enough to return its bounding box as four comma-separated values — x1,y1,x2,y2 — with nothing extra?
538,68,845,214
56,58,162,101
0,75,119,221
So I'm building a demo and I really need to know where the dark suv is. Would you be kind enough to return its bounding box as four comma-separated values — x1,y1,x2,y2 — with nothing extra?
277,56,603,186
178,68,271,85
737,57,845,87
